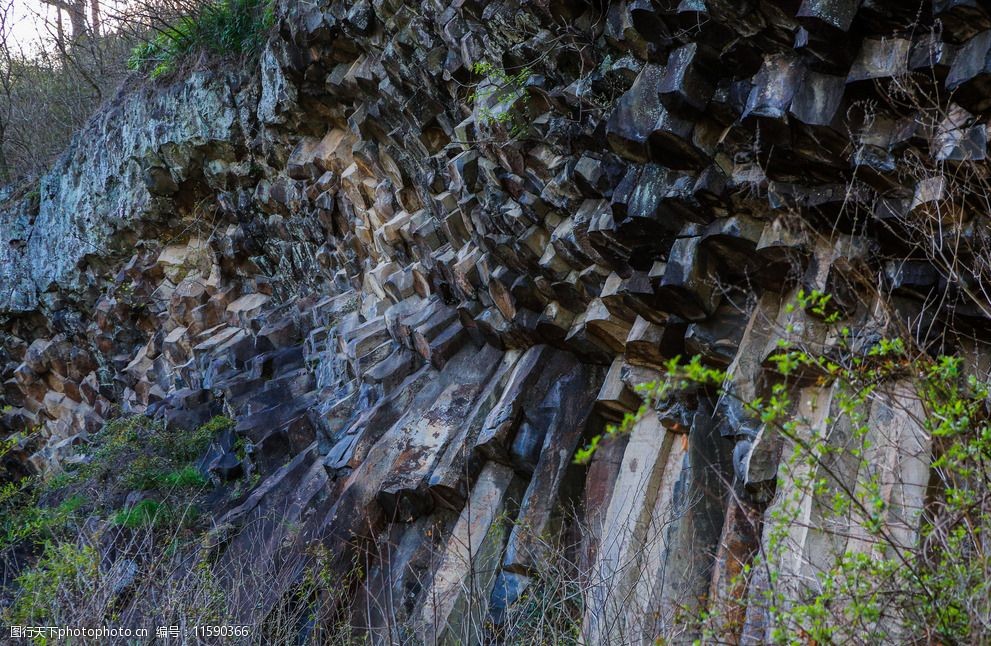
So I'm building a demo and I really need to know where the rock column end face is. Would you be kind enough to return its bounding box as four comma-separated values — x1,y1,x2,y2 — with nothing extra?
0,0,978,642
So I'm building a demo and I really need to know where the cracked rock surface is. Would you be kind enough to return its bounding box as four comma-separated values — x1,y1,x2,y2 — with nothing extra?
0,0,987,642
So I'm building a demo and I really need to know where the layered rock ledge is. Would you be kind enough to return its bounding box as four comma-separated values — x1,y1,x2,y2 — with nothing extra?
2,0,989,642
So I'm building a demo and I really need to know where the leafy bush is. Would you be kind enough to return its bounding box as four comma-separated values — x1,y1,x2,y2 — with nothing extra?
165,414,233,463
128,0,275,78
7,541,100,625
467,61,534,140
579,289,991,643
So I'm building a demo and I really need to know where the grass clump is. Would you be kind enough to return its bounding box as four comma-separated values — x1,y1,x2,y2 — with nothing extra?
160,465,210,489
167,415,234,463
124,457,209,491
112,499,202,530
112,499,165,529
128,0,275,78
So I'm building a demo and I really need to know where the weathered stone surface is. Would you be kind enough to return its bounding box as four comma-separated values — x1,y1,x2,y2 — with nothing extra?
582,410,676,644
0,0,978,641
502,361,601,571
415,462,518,644
1,72,240,314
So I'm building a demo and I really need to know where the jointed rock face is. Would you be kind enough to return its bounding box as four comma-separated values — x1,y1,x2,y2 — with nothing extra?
1,0,988,642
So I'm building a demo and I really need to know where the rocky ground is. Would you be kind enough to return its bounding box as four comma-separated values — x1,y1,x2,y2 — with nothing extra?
1,0,990,642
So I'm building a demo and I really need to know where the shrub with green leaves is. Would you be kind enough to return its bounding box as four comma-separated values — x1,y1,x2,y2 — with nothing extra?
128,0,275,78
467,61,534,140
1,414,232,564
578,289,991,643
7,541,100,625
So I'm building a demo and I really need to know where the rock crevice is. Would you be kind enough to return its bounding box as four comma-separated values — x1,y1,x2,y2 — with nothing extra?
0,0,986,642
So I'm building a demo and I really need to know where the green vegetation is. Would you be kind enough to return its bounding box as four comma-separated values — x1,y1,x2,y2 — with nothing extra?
0,490,88,550
161,464,210,489
468,61,534,139
0,414,236,618
6,541,100,626
0,413,232,549
128,0,275,78
177,415,235,461
577,289,991,643
0,411,359,642
112,498,164,528
111,499,201,530
44,413,233,493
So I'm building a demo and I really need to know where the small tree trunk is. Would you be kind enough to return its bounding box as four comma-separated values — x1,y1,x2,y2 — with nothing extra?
55,6,65,52
66,0,86,42
89,0,99,37
0,126,10,184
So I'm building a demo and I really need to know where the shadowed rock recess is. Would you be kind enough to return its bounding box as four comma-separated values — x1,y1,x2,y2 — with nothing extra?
4,0,991,642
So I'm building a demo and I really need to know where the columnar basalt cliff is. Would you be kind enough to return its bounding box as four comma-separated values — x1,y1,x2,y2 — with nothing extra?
2,0,991,642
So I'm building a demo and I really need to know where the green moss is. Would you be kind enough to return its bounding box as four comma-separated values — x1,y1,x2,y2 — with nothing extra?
233,435,247,461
